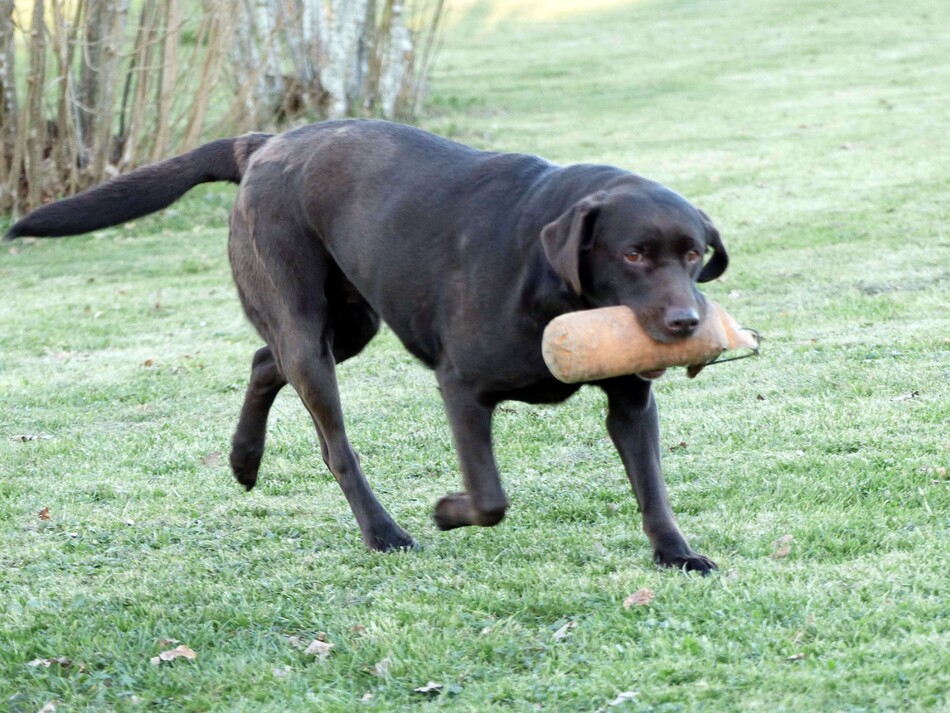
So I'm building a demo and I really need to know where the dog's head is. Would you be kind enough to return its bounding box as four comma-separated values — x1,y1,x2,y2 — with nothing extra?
541,183,728,344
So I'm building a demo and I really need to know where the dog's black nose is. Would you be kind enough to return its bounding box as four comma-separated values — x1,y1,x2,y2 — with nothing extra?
664,308,700,337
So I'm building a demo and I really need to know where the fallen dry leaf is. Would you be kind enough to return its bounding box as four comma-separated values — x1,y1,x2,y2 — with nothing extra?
772,534,794,559
142,359,156,368
893,391,919,402
272,665,290,678
786,652,806,661
157,638,180,648
361,692,374,702
608,691,639,706
414,681,443,696
304,639,334,658
201,451,222,466
150,644,197,666
28,657,73,668
368,653,393,677
39,507,51,521
38,702,56,713
552,621,577,641
623,588,655,609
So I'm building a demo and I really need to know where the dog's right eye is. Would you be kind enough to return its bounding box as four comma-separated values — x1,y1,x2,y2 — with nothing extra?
623,249,643,264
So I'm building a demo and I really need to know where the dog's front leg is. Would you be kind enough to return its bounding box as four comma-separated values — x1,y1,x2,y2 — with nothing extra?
433,370,509,529
600,377,717,574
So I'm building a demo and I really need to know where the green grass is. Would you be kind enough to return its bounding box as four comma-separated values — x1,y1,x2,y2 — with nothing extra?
2,0,949,710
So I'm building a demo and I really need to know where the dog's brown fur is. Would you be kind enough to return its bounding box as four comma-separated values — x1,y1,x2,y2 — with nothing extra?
7,119,728,572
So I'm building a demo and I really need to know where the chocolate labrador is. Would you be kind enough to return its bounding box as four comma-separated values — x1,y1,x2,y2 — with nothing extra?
6,119,728,573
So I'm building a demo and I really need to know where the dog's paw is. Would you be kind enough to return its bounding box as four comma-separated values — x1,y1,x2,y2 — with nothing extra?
229,447,263,491
433,492,507,529
364,522,418,553
433,492,470,530
653,549,718,575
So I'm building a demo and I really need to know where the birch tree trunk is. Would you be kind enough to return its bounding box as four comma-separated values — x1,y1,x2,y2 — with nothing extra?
376,0,412,119
322,0,371,119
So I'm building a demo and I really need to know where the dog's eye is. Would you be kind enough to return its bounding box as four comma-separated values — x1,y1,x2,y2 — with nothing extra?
623,249,643,264
685,250,702,264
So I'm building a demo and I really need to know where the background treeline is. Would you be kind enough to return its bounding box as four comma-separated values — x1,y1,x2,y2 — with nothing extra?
0,0,445,215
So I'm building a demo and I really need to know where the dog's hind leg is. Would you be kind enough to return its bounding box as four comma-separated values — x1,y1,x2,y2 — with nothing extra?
277,322,416,551
230,346,287,490
229,176,410,550
229,278,379,491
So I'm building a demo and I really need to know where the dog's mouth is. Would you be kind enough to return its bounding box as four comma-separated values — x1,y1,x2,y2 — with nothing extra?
637,368,668,381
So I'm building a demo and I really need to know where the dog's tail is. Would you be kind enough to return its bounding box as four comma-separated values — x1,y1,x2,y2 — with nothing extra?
4,132,273,241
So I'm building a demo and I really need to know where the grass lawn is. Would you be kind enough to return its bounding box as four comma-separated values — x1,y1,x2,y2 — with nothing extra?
1,0,948,710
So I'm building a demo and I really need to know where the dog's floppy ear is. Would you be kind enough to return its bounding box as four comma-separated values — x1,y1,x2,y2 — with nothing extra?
541,192,606,295
697,210,729,283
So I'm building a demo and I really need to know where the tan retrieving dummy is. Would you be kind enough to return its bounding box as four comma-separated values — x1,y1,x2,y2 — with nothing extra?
542,301,758,383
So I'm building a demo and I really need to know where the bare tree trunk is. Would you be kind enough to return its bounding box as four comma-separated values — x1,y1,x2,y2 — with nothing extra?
179,3,230,152
152,0,180,161
282,0,324,119
20,1,48,211
0,0,17,199
322,0,371,118
408,0,446,117
49,0,83,196
2,0,446,214
230,0,287,128
303,0,328,67
117,0,160,170
223,0,448,128
89,0,129,182
230,0,264,124
376,0,413,118
78,0,104,147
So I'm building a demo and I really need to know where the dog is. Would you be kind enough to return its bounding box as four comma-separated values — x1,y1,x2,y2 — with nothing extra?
6,119,728,573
